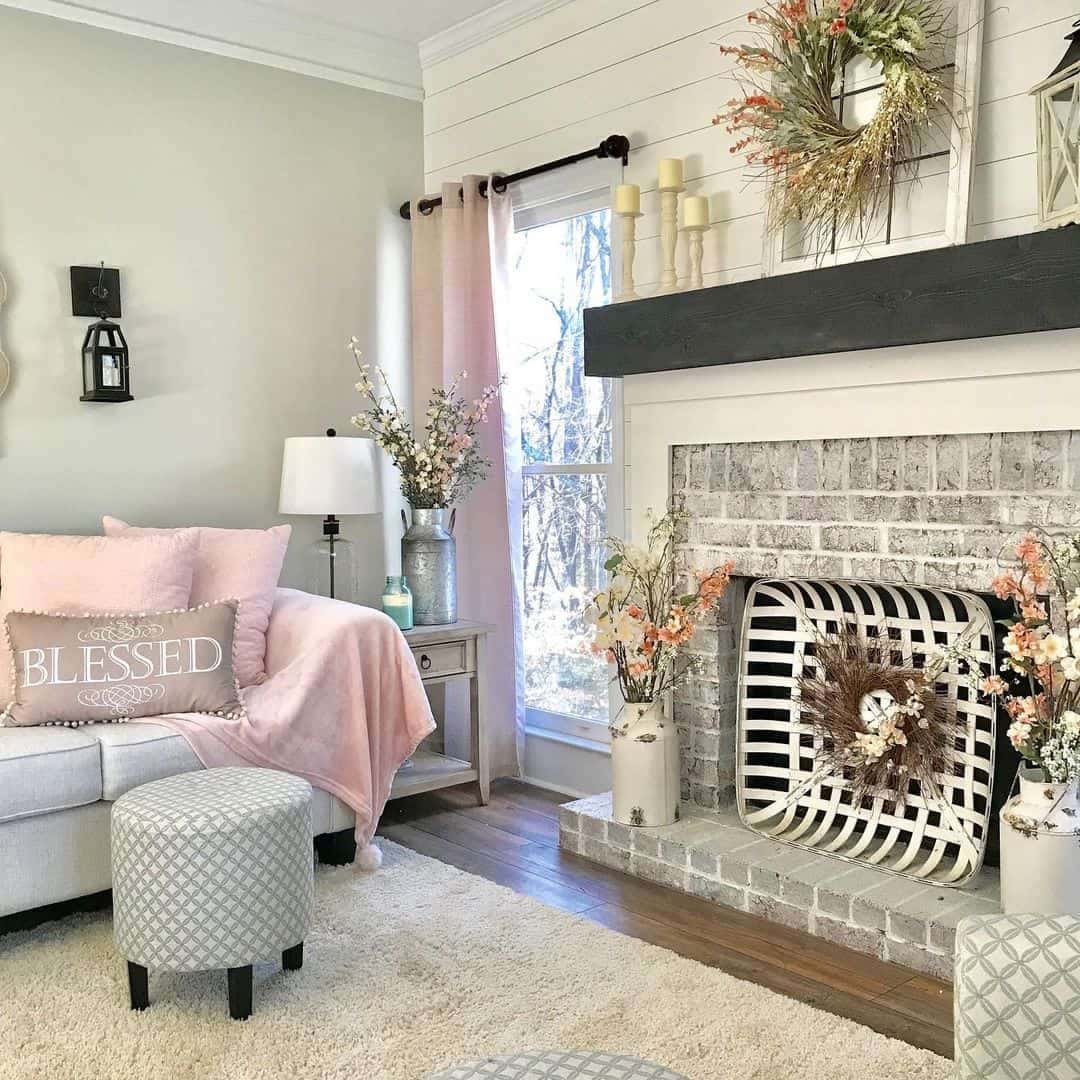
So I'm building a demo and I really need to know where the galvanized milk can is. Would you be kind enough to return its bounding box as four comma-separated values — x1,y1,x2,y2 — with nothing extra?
401,507,457,625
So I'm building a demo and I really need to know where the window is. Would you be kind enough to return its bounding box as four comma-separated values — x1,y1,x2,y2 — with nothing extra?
505,175,622,744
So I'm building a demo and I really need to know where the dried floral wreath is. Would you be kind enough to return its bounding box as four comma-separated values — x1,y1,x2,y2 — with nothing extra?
715,0,952,238
796,620,979,806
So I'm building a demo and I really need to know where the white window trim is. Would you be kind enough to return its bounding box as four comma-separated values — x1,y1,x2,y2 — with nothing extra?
512,165,624,747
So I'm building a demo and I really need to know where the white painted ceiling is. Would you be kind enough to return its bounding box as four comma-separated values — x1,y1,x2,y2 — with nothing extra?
257,0,509,46
1,0,527,98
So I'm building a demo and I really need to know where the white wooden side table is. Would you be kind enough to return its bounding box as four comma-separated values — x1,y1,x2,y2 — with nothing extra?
390,620,492,805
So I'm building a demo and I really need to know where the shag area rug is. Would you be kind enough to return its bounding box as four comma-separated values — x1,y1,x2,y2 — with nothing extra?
0,840,950,1080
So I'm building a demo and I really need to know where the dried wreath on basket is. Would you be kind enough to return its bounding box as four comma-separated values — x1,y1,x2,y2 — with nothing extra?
714,0,952,238
796,620,977,805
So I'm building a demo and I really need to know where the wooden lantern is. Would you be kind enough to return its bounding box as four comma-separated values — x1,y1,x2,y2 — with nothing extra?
1031,18,1080,229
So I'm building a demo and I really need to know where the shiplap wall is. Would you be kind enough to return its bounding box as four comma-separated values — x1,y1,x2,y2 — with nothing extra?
421,0,1072,290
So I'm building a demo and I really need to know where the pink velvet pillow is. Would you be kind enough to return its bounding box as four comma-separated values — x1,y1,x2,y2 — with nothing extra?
0,531,199,693
102,518,290,687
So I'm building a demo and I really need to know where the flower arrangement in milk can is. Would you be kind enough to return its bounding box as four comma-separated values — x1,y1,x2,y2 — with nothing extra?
349,337,502,626
979,530,1080,912
583,510,734,827
985,531,1080,787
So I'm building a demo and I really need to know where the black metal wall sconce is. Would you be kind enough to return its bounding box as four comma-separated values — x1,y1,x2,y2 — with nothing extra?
70,263,132,402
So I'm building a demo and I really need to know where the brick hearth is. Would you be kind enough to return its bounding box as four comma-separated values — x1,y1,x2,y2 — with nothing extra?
560,794,1002,981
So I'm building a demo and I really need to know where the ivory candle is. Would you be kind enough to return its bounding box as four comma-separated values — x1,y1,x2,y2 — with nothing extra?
683,195,709,228
614,184,640,214
658,158,684,189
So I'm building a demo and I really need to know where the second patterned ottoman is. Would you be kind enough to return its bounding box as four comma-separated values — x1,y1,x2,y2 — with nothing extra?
111,766,314,1020
427,1051,689,1080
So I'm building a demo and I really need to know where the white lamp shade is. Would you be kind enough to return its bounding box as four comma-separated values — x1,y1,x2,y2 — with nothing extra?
279,435,380,516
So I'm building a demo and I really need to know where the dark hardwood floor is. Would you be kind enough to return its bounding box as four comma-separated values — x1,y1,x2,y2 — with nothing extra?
378,779,954,1059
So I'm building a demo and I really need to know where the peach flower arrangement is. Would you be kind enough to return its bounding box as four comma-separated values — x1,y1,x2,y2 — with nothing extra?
584,511,733,710
985,531,1080,783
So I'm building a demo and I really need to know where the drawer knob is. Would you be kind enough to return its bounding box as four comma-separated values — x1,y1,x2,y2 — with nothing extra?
420,653,432,671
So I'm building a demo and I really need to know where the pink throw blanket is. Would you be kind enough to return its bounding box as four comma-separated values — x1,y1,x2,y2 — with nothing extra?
142,588,435,845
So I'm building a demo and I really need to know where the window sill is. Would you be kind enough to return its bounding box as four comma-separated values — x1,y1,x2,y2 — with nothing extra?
525,724,611,756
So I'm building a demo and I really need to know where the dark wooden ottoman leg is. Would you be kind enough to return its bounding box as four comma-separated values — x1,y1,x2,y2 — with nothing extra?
314,828,357,866
127,962,149,1011
228,965,253,1021
282,942,304,971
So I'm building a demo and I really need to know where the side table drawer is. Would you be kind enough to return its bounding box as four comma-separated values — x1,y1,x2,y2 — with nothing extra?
411,640,470,678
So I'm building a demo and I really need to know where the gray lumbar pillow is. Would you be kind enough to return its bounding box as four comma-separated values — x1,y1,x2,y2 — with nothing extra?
2,600,244,728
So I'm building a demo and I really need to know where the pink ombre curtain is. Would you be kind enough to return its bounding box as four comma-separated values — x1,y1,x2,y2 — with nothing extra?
410,178,523,779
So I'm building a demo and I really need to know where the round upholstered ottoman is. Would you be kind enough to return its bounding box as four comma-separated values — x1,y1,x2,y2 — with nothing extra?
426,1051,689,1080
111,766,314,1020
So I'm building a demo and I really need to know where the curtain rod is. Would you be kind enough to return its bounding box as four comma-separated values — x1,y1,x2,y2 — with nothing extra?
398,134,630,220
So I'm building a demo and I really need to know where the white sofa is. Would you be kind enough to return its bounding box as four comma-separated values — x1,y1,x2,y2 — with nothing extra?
0,721,357,924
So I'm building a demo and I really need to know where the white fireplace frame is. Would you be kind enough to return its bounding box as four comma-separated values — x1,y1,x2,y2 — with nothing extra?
622,328,1080,544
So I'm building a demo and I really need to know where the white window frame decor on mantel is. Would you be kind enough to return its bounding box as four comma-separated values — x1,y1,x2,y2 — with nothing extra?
761,0,985,277
510,159,625,755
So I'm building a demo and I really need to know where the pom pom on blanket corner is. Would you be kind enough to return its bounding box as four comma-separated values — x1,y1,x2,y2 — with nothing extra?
355,843,383,872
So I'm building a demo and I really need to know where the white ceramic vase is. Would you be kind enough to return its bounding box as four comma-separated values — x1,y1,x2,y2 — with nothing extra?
1000,766,1080,914
610,700,681,828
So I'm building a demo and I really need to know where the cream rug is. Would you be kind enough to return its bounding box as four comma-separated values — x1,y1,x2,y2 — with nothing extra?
0,841,950,1080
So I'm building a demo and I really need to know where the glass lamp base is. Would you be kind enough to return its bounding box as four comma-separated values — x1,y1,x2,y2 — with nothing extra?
304,535,359,603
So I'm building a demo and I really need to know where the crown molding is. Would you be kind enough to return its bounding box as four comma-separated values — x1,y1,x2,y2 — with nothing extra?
1,0,424,100
418,0,576,70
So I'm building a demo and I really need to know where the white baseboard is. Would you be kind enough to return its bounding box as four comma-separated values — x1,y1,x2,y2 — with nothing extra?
523,726,611,801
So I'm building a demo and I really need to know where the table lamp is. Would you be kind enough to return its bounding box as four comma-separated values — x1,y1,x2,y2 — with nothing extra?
279,429,379,602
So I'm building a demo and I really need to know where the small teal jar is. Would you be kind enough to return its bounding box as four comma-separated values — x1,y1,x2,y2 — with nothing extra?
381,576,413,631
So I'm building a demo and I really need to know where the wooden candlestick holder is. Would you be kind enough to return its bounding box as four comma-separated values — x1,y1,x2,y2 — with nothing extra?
683,222,709,291
658,183,685,294
615,210,643,302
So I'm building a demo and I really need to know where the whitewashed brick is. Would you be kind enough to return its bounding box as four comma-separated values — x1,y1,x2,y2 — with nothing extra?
631,830,660,858
632,853,687,890
688,873,746,909
559,829,582,854
581,815,606,840
813,913,885,957
748,892,809,932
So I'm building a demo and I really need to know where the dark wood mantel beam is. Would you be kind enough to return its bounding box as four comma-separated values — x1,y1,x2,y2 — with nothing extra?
583,225,1080,378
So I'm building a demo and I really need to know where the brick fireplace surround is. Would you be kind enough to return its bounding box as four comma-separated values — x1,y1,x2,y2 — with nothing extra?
561,429,1080,979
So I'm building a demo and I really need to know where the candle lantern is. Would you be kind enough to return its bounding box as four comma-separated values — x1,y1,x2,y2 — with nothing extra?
1031,18,1080,229
80,317,132,403
71,263,133,402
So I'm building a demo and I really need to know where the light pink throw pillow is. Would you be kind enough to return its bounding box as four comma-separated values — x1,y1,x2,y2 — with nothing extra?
0,530,199,694
102,518,290,687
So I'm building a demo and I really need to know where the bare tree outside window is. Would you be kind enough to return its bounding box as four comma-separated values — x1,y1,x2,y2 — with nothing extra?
508,208,614,726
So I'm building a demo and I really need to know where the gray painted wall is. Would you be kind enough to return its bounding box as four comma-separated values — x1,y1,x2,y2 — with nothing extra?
0,8,422,600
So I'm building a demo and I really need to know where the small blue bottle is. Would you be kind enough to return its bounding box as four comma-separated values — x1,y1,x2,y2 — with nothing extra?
381,576,414,631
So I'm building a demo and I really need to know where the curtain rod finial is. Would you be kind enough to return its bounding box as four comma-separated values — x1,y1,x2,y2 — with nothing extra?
602,134,631,165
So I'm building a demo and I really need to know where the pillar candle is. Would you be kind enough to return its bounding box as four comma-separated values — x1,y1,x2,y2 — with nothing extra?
683,195,710,228
614,184,641,214
658,158,684,189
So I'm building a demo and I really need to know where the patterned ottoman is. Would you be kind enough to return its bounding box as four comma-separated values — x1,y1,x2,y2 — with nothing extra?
955,914,1080,1079
111,767,314,1020
427,1051,688,1079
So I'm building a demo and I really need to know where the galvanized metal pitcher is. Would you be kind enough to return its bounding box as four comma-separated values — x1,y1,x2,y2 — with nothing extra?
401,507,457,625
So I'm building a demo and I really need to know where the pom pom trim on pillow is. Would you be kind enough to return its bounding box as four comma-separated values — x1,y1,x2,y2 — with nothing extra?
1,599,246,729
